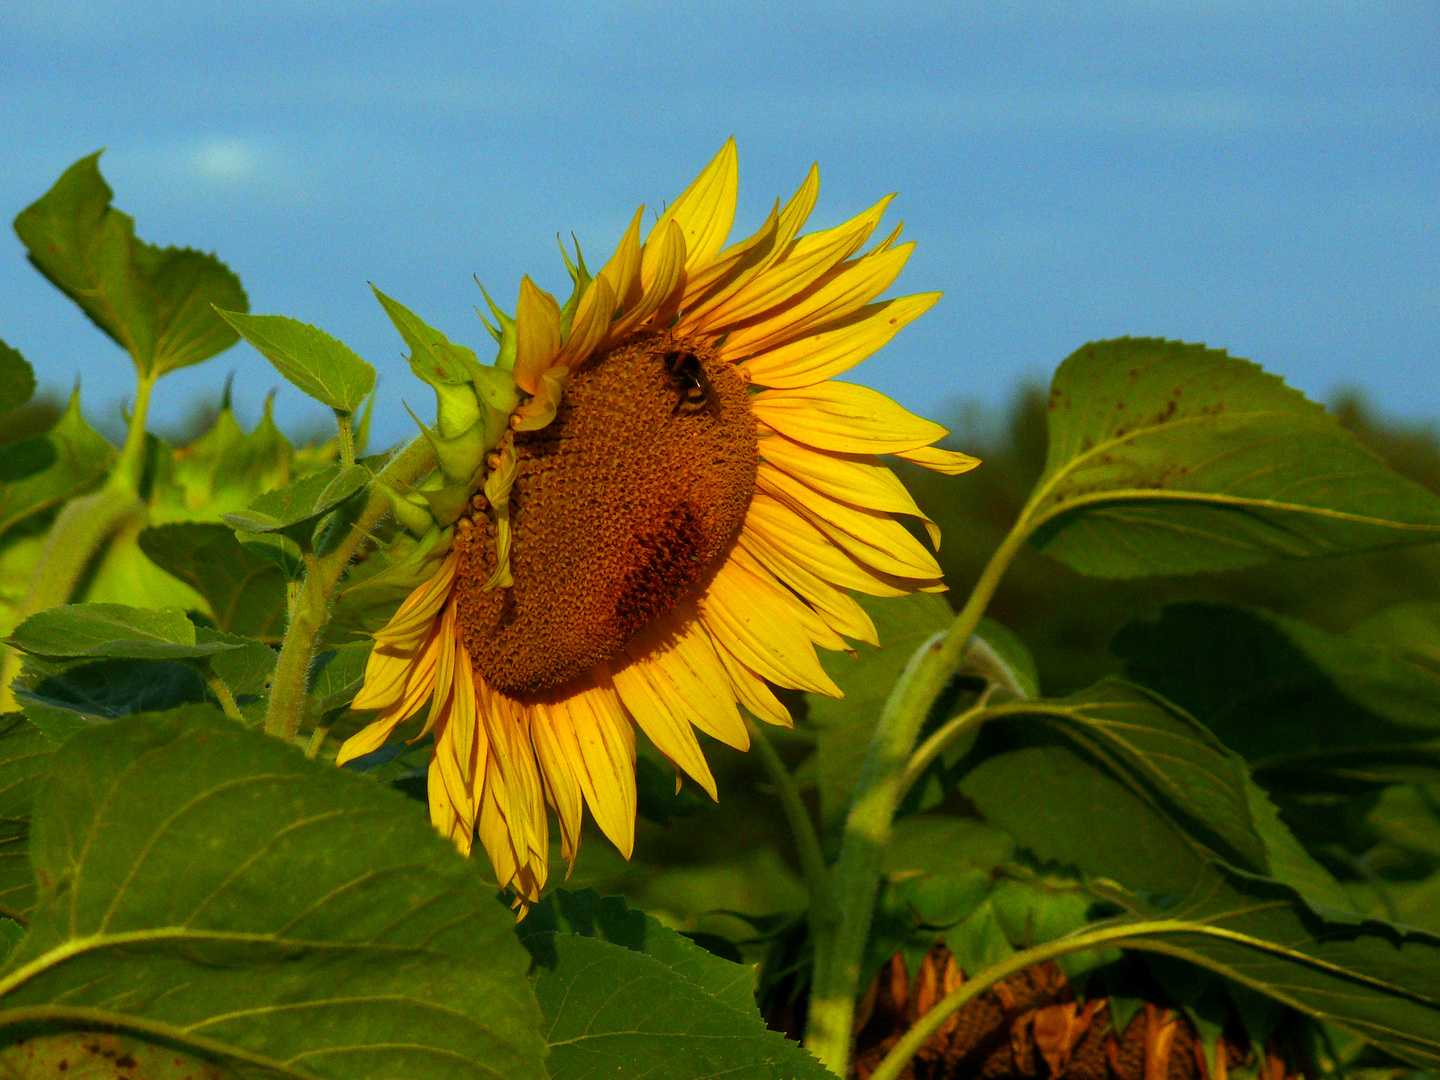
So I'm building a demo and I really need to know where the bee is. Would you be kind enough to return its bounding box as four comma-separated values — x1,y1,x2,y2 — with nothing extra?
663,350,719,416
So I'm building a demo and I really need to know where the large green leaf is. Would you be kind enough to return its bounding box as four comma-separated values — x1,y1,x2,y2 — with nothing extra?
519,889,828,1080
0,342,34,419
957,677,1349,908
139,522,288,641
0,714,54,924
0,391,114,539
13,153,247,377
0,706,547,1080
1025,339,1440,578
1099,867,1440,1068
1114,603,1440,778
7,604,241,662
807,592,953,825
216,311,376,414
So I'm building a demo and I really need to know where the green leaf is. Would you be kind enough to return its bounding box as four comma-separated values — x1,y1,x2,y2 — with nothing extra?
1027,339,1440,578
0,705,548,1080
0,391,114,539
14,152,247,378
372,285,482,387
7,604,242,662
0,1031,234,1078
138,522,288,642
520,888,759,1017
0,341,34,418
1102,866,1440,1068
215,310,376,414
809,592,953,825
222,463,369,546
959,678,1268,887
970,616,1040,700
15,657,208,733
201,629,276,726
519,889,829,1080
1114,603,1440,777
0,714,55,923
307,641,371,716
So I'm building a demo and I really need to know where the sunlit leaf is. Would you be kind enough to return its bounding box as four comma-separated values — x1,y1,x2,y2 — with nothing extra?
14,152,247,378
1028,339,1440,577
0,391,114,539
0,706,547,1080
307,641,371,716
215,310,376,414
7,604,241,662
222,463,369,547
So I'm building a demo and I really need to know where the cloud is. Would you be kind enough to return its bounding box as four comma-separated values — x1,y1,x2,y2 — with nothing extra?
191,137,265,184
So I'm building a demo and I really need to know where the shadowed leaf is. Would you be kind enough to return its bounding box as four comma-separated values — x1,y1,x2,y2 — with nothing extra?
139,522,288,641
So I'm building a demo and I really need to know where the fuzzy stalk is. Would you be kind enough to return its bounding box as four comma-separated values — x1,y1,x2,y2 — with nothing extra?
262,436,437,742
803,514,1035,1076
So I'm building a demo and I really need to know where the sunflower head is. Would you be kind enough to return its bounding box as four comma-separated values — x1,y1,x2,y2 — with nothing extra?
344,140,979,905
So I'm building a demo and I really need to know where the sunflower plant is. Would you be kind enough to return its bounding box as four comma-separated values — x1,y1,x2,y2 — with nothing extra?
0,145,1437,1080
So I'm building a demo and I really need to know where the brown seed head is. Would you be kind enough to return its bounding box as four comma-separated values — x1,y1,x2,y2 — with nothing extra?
454,331,757,696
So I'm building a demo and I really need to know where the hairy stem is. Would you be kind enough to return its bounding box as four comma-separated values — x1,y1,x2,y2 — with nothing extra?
335,410,356,469
746,718,839,965
803,512,1036,1076
203,667,244,723
262,436,437,742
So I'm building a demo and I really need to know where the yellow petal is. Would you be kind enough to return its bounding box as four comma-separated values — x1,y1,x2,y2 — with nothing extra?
719,242,914,359
759,432,941,548
678,199,779,311
699,194,893,328
610,655,719,800
513,276,563,395
372,553,458,652
738,527,879,646
351,646,412,712
649,138,738,271
432,709,476,846
335,708,409,767
529,700,585,866
739,293,941,389
893,444,982,476
757,463,943,581
416,599,459,737
598,206,645,313
547,678,637,859
751,381,948,455
478,683,550,877
607,220,686,347
554,276,615,368
703,627,794,728
743,492,909,597
696,556,842,696
477,755,522,889
679,163,819,331
726,542,848,652
626,609,750,751
428,754,472,855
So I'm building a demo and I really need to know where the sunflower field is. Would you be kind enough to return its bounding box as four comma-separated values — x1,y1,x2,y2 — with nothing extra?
0,147,1437,1080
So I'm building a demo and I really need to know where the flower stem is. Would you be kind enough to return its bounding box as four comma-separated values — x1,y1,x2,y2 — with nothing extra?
203,667,244,723
802,512,1035,1076
865,920,1191,1080
262,436,437,743
335,410,356,469
745,717,839,966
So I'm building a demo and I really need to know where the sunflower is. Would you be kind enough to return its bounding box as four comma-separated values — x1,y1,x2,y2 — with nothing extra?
339,140,978,903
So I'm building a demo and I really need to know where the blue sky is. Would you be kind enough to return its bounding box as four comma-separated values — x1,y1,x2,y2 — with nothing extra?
2,1,1436,450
